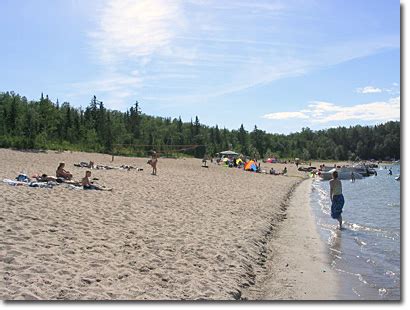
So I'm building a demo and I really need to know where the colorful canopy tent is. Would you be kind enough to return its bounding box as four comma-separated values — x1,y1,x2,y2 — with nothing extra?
244,160,257,171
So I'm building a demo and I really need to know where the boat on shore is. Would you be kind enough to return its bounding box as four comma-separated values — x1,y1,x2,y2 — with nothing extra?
317,167,363,180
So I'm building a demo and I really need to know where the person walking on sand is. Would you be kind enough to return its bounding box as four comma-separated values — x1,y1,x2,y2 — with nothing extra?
148,150,158,175
351,171,356,183
330,170,344,230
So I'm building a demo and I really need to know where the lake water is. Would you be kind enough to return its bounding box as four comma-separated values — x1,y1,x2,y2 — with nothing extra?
309,164,401,300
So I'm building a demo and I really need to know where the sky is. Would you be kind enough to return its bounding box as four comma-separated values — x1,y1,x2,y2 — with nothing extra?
0,0,400,134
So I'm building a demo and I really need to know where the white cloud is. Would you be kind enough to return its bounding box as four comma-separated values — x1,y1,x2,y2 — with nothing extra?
356,86,383,94
262,111,309,120
262,97,400,124
89,0,186,64
75,0,399,109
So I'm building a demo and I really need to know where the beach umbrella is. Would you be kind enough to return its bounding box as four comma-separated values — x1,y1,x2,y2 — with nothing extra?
219,150,239,156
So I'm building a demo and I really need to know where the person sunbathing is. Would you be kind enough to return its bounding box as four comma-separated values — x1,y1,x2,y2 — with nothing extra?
81,171,112,191
56,163,73,180
35,173,59,182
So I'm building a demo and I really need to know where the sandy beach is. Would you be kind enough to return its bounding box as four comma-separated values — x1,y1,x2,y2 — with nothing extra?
0,148,338,300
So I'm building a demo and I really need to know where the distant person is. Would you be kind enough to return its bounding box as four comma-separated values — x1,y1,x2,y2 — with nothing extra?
351,172,356,183
282,167,288,175
82,170,112,191
56,162,73,180
330,171,344,230
388,168,392,175
148,151,158,175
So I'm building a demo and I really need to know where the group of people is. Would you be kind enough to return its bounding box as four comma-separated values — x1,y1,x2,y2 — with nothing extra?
56,162,112,191
269,167,287,175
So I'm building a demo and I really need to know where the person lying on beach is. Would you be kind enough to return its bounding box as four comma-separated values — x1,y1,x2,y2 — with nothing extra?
74,161,95,169
56,163,73,180
34,173,60,182
269,168,280,175
119,164,136,171
81,171,112,191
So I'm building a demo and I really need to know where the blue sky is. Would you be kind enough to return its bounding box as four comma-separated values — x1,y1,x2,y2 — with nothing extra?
0,0,400,134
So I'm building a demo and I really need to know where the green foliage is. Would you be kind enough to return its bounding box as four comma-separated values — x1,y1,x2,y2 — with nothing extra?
0,91,401,160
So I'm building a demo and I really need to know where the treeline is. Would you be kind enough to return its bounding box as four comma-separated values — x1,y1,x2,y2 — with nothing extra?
0,91,400,160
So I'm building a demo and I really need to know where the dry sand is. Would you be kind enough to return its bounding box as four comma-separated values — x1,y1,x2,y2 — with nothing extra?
0,149,338,300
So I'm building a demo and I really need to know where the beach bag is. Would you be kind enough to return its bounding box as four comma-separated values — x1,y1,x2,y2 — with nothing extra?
16,174,29,182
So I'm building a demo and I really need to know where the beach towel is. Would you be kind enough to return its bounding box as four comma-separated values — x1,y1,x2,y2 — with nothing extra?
331,194,344,219
3,179,28,186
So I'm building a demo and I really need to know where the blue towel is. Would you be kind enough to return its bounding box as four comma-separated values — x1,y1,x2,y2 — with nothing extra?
331,194,344,219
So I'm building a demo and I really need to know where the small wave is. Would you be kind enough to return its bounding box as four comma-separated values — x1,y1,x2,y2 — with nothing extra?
354,237,367,247
366,258,376,265
346,222,384,234
334,268,368,285
378,288,387,297
351,287,361,298
385,270,395,277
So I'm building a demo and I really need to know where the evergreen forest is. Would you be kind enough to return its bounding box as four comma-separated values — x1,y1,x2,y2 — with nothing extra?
0,91,400,161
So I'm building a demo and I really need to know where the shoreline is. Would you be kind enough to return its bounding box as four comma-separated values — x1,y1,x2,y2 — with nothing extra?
242,178,340,300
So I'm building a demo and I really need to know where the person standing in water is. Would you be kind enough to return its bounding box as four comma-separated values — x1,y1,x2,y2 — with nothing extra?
330,170,344,230
351,171,356,183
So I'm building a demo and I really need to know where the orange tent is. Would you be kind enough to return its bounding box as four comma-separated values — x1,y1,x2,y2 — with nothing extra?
244,160,257,171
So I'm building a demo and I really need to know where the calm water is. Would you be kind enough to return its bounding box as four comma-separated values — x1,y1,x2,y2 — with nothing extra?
310,164,401,300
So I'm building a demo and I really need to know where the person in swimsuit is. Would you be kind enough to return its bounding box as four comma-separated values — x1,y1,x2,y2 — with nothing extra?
330,170,344,230
81,171,112,191
149,151,158,175
56,162,73,180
